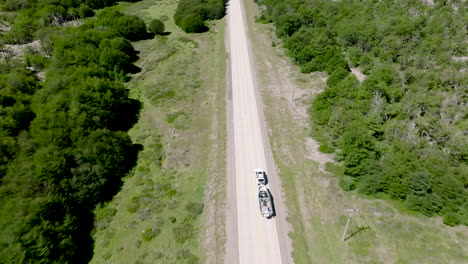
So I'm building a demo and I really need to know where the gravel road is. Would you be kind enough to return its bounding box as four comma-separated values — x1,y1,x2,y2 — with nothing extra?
224,0,291,263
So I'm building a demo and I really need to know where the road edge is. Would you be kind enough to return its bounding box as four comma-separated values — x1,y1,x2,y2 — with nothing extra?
239,0,294,263
224,11,240,263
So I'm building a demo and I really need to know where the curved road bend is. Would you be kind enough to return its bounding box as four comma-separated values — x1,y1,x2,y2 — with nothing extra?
225,0,289,263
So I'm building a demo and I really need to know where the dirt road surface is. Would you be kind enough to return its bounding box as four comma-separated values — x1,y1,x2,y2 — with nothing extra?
224,0,292,263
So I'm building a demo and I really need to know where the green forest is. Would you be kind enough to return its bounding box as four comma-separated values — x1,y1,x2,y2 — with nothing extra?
256,0,467,226
0,0,152,262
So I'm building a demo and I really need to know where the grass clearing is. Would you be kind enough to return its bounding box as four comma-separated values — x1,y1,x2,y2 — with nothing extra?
243,0,468,263
90,0,227,263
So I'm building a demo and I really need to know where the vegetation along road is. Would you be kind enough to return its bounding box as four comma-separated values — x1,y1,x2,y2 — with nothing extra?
1,0,467,263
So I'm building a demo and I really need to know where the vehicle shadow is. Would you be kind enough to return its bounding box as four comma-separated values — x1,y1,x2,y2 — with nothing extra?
263,171,269,185
267,188,276,219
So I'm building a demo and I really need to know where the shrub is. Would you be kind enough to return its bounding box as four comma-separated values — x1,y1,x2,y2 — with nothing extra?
405,194,423,211
167,199,179,209
169,216,177,223
115,15,147,41
327,68,350,87
103,252,112,260
99,47,131,71
127,197,141,213
173,0,226,33
185,202,204,217
166,111,185,123
86,0,118,9
3,11,38,44
25,51,49,70
141,228,160,241
97,10,148,41
178,13,207,33
318,142,334,153
177,249,199,263
138,207,152,220
149,19,165,35
357,174,381,195
168,189,177,197
443,212,461,226
172,223,195,243
95,206,117,230
78,4,94,18
339,177,356,191
154,216,165,227
3,0,34,11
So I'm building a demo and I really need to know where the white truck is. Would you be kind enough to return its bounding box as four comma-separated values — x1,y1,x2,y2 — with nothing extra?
255,168,266,185
258,185,273,218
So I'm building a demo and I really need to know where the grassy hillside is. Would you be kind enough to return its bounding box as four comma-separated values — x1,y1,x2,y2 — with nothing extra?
90,0,227,263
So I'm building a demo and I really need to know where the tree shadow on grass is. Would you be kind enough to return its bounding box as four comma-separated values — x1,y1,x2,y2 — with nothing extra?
344,225,371,241
126,64,142,74
267,188,276,219
110,98,141,132
78,142,142,263
74,96,143,263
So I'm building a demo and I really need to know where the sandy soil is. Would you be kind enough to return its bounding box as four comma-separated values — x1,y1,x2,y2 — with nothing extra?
452,56,468,62
351,68,367,82
4,40,41,58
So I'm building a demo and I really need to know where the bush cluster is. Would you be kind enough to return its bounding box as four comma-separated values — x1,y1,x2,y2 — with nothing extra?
2,3,93,44
0,4,150,263
148,19,165,35
0,1,148,44
0,0,141,12
172,223,195,244
141,228,160,241
0,67,39,180
173,0,227,33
